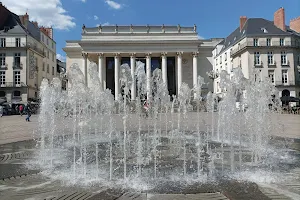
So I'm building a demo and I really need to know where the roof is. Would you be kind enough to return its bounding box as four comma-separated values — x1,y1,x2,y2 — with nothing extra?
218,18,300,55
0,7,40,41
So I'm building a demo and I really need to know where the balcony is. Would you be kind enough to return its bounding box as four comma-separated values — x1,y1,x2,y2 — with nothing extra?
0,42,26,48
231,41,300,57
0,82,27,88
281,60,290,67
26,42,45,57
12,62,23,70
275,79,295,86
0,63,8,70
206,70,219,79
268,61,277,68
254,61,263,68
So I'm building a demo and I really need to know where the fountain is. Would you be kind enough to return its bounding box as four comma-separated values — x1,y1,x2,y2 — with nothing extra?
30,61,294,191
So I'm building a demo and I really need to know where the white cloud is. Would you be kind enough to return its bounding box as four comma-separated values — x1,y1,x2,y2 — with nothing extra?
198,35,204,39
57,54,66,62
1,0,75,30
81,0,87,2
94,15,99,20
105,0,122,10
96,22,110,27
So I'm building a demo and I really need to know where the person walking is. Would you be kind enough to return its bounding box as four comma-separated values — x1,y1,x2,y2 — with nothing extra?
19,104,23,116
0,105,3,117
25,104,32,122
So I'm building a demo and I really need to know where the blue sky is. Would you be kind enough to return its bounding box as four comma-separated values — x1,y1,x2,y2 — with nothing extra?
2,0,300,61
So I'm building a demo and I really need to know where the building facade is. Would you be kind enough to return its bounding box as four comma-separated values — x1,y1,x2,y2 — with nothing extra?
64,24,221,100
212,8,300,104
0,3,57,104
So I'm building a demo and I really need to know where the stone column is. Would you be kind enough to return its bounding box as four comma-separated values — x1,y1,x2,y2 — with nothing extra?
161,52,168,87
114,53,120,100
130,53,136,100
177,52,183,93
82,53,88,86
193,52,199,88
146,53,151,99
98,53,104,91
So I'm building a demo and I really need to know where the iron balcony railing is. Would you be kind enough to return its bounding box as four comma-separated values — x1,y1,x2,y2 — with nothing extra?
0,82,27,87
26,42,45,56
12,62,23,69
0,63,8,70
0,42,45,57
231,41,300,56
275,79,295,86
0,42,26,48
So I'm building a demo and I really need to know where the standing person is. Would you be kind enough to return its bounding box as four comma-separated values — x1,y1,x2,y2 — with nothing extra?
15,105,19,115
19,104,23,116
25,103,32,122
0,105,3,117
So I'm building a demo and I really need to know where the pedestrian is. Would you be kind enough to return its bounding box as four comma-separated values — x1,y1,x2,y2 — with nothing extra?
25,104,32,122
19,104,23,116
0,105,3,117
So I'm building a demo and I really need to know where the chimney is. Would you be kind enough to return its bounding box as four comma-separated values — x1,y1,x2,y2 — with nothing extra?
19,12,29,26
290,16,300,33
274,7,286,31
240,16,247,31
32,21,38,27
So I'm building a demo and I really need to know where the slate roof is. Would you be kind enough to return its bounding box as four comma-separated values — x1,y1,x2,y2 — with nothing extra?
0,8,40,41
218,18,300,56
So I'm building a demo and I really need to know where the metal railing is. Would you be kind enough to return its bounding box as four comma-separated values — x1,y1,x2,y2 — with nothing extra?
0,63,8,70
26,42,45,56
231,41,300,56
12,62,23,69
0,42,26,48
275,79,295,86
0,82,27,87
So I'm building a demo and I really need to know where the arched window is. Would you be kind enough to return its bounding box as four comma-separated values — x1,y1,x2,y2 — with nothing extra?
282,89,290,97
0,91,5,97
13,91,21,97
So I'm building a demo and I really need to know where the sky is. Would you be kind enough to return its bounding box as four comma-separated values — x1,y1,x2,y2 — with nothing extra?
1,0,300,62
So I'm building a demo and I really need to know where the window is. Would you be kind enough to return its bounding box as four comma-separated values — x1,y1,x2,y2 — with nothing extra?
47,64,49,73
238,43,241,50
0,53,5,66
0,71,5,85
52,66,54,75
47,38,49,45
254,52,260,65
52,42,54,49
225,63,228,71
267,38,271,46
14,71,20,85
14,53,21,67
267,52,274,65
52,53,54,62
42,34,44,42
281,51,287,65
13,91,21,97
47,51,49,59
297,55,300,65
43,62,45,71
282,70,288,84
225,52,227,61
15,38,21,47
216,58,218,65
280,38,284,46
0,91,5,97
268,70,275,83
220,55,222,64
253,38,258,46
0,38,6,47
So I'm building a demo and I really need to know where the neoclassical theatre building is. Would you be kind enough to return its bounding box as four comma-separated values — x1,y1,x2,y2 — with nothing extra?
63,24,221,100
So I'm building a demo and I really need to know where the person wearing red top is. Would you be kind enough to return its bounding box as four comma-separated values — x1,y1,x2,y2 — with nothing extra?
19,105,23,116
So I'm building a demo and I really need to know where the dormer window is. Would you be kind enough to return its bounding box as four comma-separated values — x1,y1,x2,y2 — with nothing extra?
234,37,236,41
261,28,268,33
4,26,9,32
